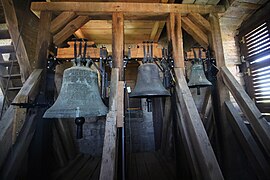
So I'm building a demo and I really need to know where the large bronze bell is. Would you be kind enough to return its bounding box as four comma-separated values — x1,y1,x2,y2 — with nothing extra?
187,63,212,95
130,63,170,98
43,66,108,118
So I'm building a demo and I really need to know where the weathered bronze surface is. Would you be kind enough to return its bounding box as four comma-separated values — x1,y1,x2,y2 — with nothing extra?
130,63,170,98
43,66,108,118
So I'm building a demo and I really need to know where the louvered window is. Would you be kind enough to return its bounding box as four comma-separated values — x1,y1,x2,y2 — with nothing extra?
240,20,270,117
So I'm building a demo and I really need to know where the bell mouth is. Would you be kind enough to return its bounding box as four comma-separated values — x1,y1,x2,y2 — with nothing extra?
129,90,170,98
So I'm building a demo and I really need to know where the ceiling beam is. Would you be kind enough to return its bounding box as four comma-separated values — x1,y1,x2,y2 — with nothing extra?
53,16,90,46
182,16,209,49
31,2,225,16
149,22,160,41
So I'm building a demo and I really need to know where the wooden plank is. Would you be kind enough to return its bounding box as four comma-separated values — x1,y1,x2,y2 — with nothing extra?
0,112,38,180
53,16,90,46
50,11,77,34
99,68,119,180
182,16,209,49
74,29,85,39
31,2,225,16
174,67,224,180
225,101,270,179
112,13,124,80
2,0,32,82
161,97,172,154
117,81,124,128
0,69,43,169
187,13,211,33
221,66,270,155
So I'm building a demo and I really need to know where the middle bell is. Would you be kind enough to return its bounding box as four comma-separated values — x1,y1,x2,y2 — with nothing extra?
130,63,170,98
43,66,108,118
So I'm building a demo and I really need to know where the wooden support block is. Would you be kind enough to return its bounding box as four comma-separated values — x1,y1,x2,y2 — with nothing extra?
187,13,211,33
53,16,90,46
221,66,270,155
182,16,209,49
225,101,270,179
50,12,77,34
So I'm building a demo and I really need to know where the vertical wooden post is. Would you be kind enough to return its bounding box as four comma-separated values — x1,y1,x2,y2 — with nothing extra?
209,13,246,179
166,13,184,68
34,11,52,70
112,13,124,81
28,11,53,180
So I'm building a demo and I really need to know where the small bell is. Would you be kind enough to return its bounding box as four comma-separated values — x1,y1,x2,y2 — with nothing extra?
188,63,212,95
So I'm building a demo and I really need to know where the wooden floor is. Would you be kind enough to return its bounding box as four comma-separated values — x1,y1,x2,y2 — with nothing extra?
52,154,101,180
127,151,177,180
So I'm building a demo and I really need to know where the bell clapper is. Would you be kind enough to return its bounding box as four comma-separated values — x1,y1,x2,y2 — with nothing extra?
75,117,85,139
196,86,201,95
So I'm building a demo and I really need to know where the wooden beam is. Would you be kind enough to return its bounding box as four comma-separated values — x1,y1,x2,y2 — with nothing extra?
112,13,124,81
53,16,90,46
187,13,211,33
34,11,52,69
100,68,119,180
0,112,38,180
0,69,43,170
117,81,124,128
221,66,270,155
225,101,270,179
182,16,209,49
31,2,225,16
167,13,184,68
50,12,77,34
2,0,32,82
174,67,224,180
149,22,160,41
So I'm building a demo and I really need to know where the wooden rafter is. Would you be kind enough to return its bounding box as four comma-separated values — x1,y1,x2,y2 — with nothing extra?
149,21,160,41
31,2,225,18
187,13,211,33
53,15,90,46
50,12,77,34
182,16,209,49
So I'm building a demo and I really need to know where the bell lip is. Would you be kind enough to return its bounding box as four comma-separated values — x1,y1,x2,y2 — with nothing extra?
129,91,171,98
42,109,108,119
187,84,212,88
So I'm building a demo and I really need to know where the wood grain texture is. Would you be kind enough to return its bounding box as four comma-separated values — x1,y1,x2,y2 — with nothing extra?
112,13,124,80
99,68,119,180
221,66,270,155
187,13,211,33
174,67,224,180
0,69,43,170
182,16,209,49
2,0,32,82
50,11,77,34
31,2,225,15
53,15,90,46
225,101,270,179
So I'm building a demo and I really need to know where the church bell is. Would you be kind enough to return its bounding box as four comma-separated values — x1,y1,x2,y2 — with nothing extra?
43,65,108,119
187,63,212,95
130,63,170,98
